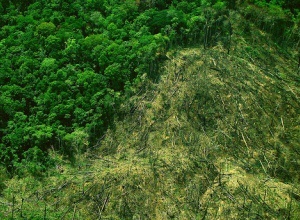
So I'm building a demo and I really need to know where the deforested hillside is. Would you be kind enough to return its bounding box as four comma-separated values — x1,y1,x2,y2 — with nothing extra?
1,0,300,219
1,10,300,218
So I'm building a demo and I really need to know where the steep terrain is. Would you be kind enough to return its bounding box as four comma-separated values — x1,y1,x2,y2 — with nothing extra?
1,11,300,219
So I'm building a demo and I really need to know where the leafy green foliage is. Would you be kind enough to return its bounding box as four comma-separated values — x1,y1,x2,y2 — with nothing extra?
243,0,299,44
36,22,56,36
0,1,175,173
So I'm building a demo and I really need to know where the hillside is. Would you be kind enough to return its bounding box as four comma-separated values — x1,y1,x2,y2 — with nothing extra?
1,0,300,219
1,8,300,218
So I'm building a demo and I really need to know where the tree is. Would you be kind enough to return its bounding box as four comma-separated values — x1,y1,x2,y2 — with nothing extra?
36,22,56,36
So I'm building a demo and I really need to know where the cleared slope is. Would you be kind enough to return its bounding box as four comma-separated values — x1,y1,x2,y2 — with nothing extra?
1,20,300,219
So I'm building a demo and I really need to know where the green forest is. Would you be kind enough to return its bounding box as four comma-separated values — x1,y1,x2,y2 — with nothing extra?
0,0,300,219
